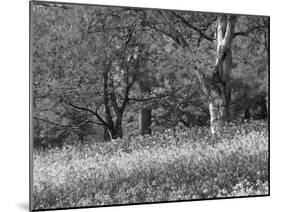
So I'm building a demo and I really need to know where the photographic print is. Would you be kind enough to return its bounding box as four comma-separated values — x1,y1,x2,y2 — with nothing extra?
30,0,269,211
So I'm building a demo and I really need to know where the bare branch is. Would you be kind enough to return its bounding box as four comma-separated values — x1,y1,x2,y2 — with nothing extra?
61,97,109,127
234,25,267,37
193,66,210,97
103,68,115,128
147,24,183,45
77,120,104,127
128,87,183,102
195,16,218,49
120,71,138,112
178,116,190,127
170,11,216,42
108,72,121,115
159,10,191,50
119,27,135,54
120,51,142,113
33,117,103,129
33,117,68,128
64,100,96,115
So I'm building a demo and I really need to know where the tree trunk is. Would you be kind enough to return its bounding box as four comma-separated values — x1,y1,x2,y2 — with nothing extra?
104,119,123,141
113,117,123,139
103,126,111,141
138,77,152,135
209,15,236,135
139,108,152,135
102,65,124,141
244,106,250,120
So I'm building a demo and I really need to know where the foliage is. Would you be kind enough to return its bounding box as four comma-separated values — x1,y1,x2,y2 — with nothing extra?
33,121,268,210
32,2,269,144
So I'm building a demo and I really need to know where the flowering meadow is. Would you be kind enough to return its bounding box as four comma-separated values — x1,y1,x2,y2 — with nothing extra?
33,121,268,210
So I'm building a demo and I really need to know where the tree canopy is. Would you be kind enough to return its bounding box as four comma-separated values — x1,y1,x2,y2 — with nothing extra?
31,2,269,147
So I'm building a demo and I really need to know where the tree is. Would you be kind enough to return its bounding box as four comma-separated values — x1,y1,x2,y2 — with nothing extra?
208,15,236,134
144,10,268,134
138,72,152,135
32,2,269,147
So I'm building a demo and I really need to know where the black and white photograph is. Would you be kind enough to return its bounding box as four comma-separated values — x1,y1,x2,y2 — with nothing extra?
30,1,269,211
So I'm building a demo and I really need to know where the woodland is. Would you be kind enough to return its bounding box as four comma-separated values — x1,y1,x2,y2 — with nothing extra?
31,2,269,210
32,2,268,145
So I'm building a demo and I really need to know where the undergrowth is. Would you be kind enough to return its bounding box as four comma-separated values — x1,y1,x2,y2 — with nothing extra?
33,121,269,210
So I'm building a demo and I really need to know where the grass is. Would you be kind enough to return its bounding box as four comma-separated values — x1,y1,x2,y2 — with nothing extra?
32,120,269,210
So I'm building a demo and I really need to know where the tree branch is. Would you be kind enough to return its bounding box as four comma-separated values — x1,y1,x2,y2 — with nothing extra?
120,50,142,112
112,24,136,60
234,25,267,37
61,98,109,127
120,70,138,112
108,72,121,115
77,120,104,127
170,11,216,42
33,117,103,129
159,10,191,50
222,15,236,46
193,66,210,97
178,116,190,127
195,16,218,49
147,24,183,45
33,117,67,128
103,68,115,128
64,100,96,114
